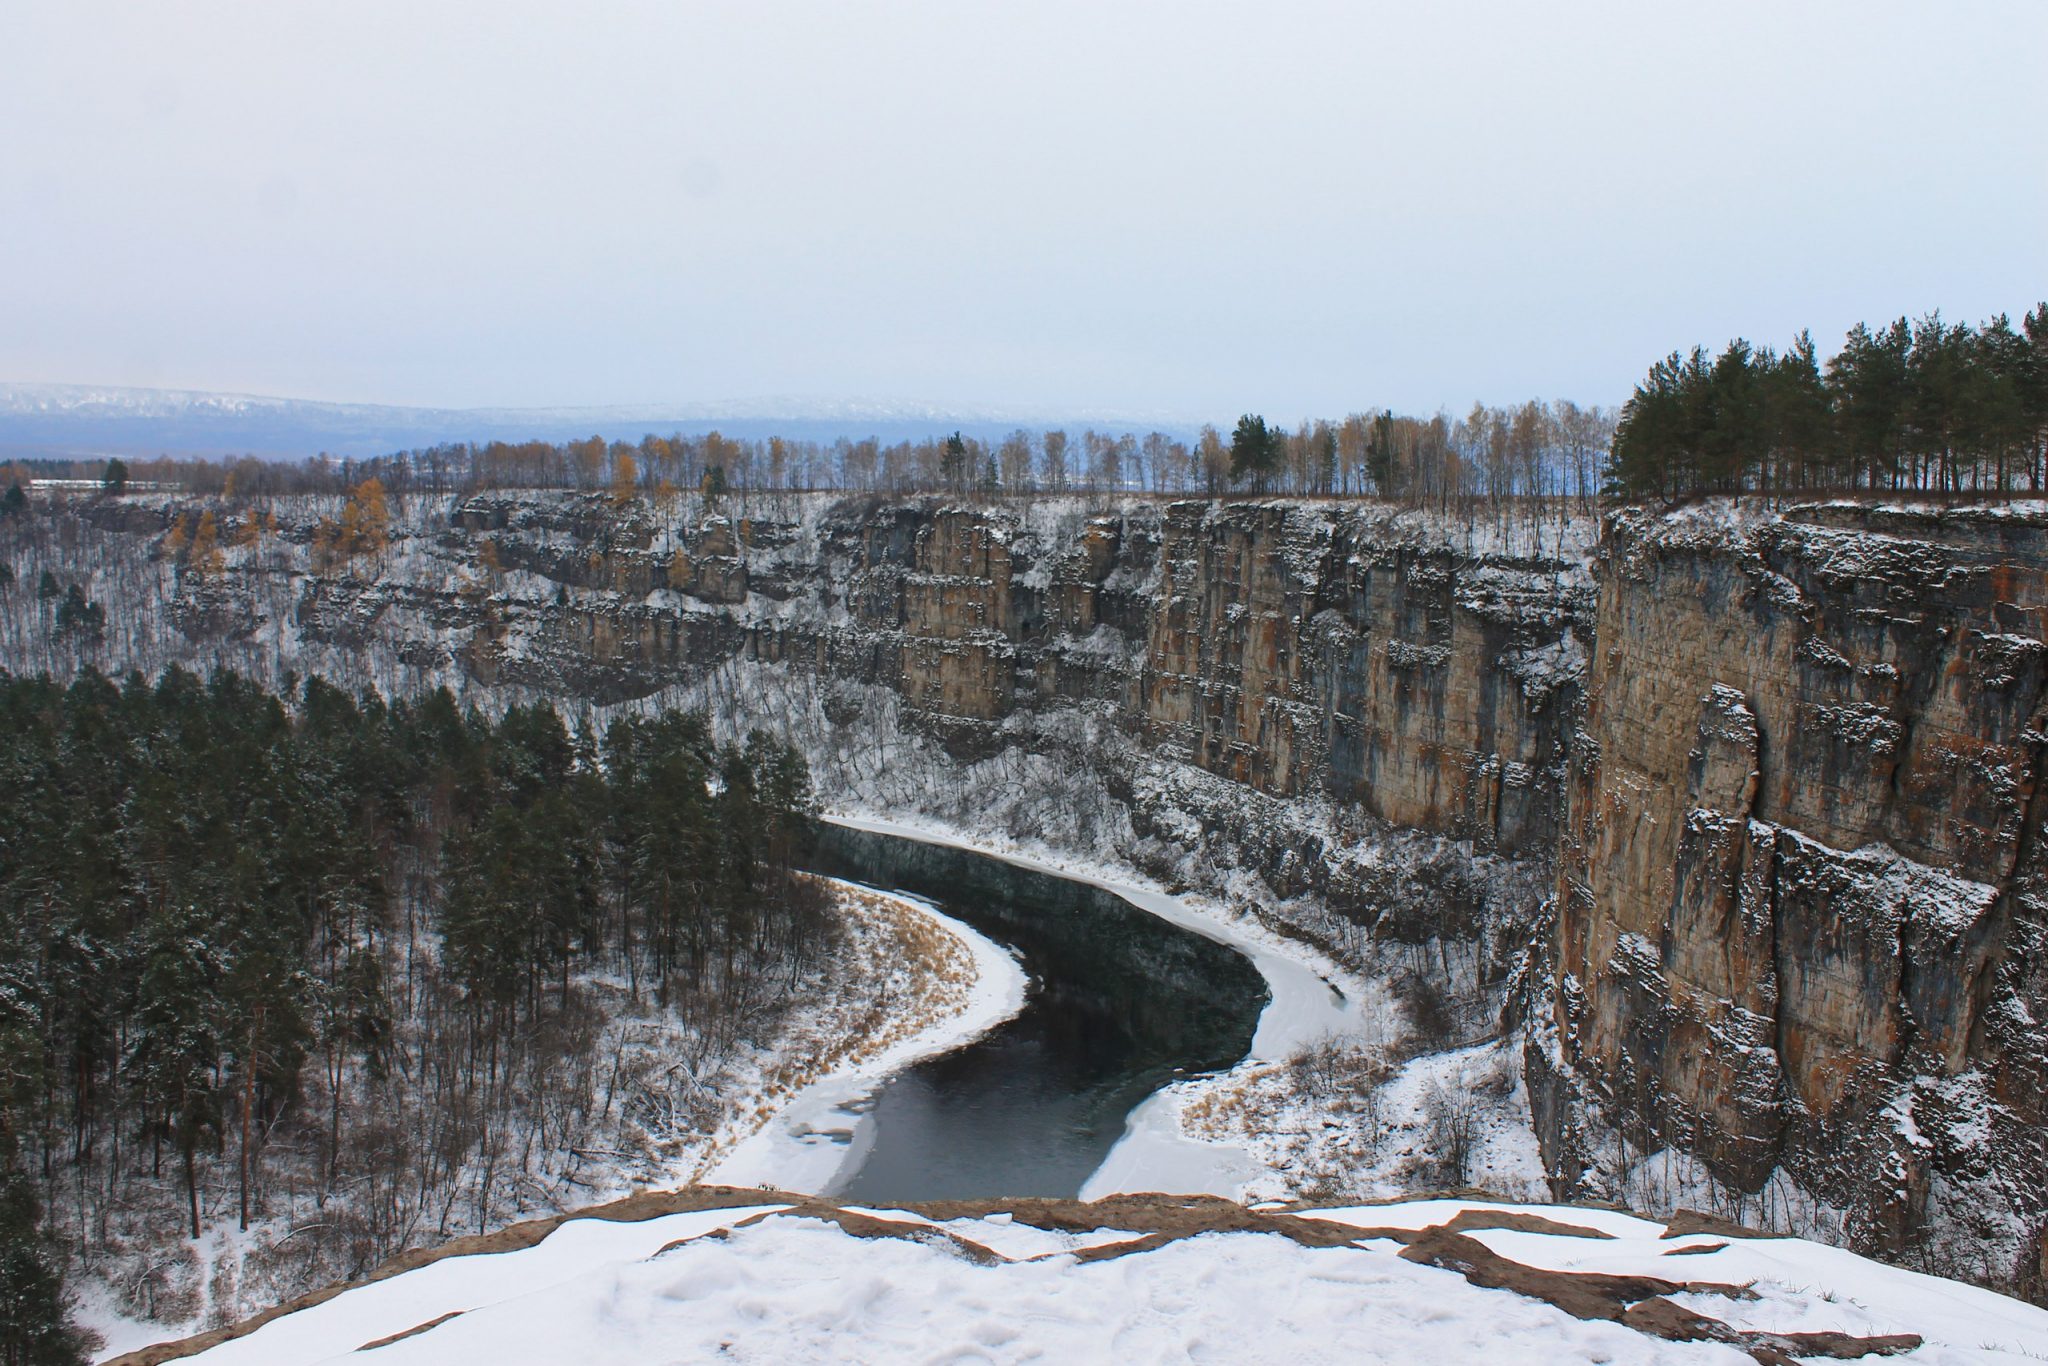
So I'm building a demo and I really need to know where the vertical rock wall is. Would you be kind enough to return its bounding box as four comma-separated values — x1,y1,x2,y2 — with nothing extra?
9,491,1591,865
1543,502,2048,1271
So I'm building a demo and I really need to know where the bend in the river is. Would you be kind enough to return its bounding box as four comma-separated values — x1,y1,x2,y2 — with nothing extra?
803,822,1270,1202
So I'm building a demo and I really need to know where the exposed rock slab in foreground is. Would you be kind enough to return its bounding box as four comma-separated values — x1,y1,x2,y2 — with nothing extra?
115,1188,2035,1365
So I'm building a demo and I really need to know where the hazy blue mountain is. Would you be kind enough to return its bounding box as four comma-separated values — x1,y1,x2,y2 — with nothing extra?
0,383,1198,460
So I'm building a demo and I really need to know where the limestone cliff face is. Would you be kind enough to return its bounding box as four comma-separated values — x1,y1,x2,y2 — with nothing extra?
1539,502,2048,1271
433,495,1590,859
1138,503,1579,852
15,491,1584,884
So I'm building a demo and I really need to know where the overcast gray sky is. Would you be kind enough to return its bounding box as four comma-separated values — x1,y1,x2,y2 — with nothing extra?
2,1,2042,421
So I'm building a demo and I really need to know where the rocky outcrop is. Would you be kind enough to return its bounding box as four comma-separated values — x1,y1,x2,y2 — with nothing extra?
1538,501,2048,1279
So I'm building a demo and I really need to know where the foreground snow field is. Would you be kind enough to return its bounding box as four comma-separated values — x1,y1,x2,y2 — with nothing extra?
122,1192,2048,1365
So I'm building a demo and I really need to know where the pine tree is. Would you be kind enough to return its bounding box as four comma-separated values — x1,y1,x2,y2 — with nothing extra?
1365,410,1398,496
1829,319,1912,489
1229,414,1280,493
130,905,228,1239
941,432,969,493
0,1172,89,1366
1764,332,1832,489
53,588,103,642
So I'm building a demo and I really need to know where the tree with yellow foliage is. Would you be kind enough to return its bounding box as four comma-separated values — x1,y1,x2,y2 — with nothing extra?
314,478,392,569
189,511,226,576
162,514,194,560
610,452,639,506
343,478,390,553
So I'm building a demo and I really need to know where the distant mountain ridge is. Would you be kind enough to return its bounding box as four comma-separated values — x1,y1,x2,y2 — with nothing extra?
0,382,1199,460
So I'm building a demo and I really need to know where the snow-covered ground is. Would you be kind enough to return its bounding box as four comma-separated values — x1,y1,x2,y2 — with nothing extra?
149,1194,2048,1365
1180,1035,1552,1204
705,885,1027,1193
78,877,1014,1361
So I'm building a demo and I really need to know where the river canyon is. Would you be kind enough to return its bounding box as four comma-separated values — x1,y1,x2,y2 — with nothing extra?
8,488,2048,1300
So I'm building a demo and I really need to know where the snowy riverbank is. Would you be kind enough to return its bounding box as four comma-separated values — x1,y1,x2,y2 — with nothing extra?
819,812,1400,1200
703,881,1027,1193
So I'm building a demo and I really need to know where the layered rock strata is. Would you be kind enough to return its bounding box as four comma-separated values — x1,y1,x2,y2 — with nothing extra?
1536,501,2048,1279
391,494,1588,858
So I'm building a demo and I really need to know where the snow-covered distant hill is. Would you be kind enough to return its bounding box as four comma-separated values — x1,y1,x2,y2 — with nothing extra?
0,382,1197,460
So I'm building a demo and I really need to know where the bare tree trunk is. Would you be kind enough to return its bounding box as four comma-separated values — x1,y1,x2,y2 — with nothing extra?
239,1003,262,1231
183,1136,200,1241
327,1040,342,1195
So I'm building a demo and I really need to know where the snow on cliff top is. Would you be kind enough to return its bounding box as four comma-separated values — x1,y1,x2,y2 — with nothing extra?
122,1193,2048,1365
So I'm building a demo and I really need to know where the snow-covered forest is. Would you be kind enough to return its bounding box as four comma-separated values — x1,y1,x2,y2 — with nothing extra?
0,665,892,1354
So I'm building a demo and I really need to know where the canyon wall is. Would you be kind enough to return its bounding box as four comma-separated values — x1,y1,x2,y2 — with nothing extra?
1533,501,2048,1283
4,492,1576,941
437,494,1587,859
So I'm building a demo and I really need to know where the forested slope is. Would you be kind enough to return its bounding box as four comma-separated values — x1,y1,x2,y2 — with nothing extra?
0,666,835,1353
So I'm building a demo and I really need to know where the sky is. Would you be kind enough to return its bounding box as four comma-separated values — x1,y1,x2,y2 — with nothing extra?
2,1,2042,423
